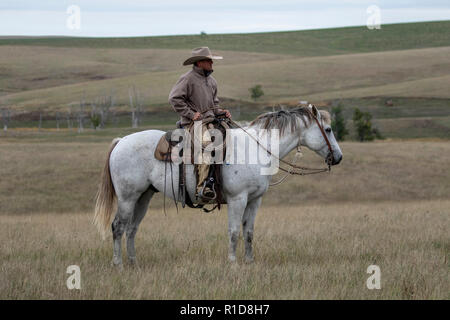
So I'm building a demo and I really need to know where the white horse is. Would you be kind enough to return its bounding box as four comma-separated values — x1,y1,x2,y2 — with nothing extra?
94,105,342,267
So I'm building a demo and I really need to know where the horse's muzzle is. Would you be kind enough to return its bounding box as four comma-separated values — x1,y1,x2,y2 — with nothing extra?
326,153,342,166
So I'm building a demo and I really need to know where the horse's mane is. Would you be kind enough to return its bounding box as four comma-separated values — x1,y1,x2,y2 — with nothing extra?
248,106,331,135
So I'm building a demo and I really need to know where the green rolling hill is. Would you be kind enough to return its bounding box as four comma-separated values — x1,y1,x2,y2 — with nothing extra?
0,20,449,139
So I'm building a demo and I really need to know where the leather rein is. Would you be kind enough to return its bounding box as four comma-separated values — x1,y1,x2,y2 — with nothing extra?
198,106,334,186
218,107,333,181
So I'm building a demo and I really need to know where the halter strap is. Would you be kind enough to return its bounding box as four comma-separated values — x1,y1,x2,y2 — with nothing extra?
311,112,333,157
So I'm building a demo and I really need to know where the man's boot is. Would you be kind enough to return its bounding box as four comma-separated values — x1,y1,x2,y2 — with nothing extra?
196,164,215,201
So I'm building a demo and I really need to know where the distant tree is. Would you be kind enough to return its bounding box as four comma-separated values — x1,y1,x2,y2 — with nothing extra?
67,105,73,129
249,85,264,101
200,31,207,36
55,112,60,130
38,112,42,131
331,104,348,141
90,102,97,129
90,113,100,129
78,96,85,133
97,89,115,129
129,86,143,128
352,108,383,141
1,108,10,131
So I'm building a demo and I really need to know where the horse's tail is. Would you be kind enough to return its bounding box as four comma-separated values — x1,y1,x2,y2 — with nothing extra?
93,138,121,239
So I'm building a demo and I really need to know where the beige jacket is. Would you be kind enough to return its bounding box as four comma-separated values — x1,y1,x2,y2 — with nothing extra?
169,65,223,126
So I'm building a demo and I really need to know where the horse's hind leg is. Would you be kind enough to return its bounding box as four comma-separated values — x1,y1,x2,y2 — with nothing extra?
112,199,136,269
126,188,155,266
242,197,262,264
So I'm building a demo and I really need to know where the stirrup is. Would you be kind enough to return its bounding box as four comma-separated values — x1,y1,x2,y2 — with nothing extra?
197,178,216,201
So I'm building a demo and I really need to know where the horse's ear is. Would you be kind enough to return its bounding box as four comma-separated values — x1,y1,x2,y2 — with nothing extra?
309,104,320,119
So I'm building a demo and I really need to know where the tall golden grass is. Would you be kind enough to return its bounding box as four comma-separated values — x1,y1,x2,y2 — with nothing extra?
1,201,448,299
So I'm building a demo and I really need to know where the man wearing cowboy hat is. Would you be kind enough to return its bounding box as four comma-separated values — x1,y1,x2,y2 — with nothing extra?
169,47,231,201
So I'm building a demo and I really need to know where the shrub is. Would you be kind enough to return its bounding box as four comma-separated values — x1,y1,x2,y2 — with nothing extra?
249,85,264,101
352,108,383,141
91,114,100,129
331,104,348,141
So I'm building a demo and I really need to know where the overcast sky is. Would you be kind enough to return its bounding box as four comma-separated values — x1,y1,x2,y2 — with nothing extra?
1,0,449,37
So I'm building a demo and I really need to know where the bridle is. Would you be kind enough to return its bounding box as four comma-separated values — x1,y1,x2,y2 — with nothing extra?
310,109,334,167
197,106,334,186
230,107,334,185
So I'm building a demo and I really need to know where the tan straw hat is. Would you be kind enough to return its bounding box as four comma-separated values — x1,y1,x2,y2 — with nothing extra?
182,47,223,66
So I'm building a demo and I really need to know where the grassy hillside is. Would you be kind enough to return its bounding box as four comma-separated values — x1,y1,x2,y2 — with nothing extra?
2,46,449,112
0,47,288,95
7,47,450,108
1,21,449,56
0,21,449,139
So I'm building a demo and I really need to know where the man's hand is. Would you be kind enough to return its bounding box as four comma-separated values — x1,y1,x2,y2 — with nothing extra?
223,109,231,119
193,112,202,121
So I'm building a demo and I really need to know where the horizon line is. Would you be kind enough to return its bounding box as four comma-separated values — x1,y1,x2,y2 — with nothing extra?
0,19,448,39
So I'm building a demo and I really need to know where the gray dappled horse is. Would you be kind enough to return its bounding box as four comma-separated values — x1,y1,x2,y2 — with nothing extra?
94,105,342,267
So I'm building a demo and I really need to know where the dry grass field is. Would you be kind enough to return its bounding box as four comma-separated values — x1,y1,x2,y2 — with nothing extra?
0,136,449,299
1,201,448,299
1,138,449,214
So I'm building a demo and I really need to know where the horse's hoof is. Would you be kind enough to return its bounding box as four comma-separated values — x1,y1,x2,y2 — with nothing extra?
128,257,139,268
244,256,254,264
113,264,124,271
228,255,237,263
112,260,124,271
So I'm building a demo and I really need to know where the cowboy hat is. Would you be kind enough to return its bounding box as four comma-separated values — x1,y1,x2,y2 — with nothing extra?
183,47,223,66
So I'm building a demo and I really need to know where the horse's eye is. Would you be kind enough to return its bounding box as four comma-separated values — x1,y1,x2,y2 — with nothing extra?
326,127,332,133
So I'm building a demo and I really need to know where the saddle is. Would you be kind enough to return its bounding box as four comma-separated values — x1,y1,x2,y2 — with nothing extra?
154,115,234,212
154,130,181,162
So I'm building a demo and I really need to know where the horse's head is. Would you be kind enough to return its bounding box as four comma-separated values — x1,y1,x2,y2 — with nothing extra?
301,104,343,166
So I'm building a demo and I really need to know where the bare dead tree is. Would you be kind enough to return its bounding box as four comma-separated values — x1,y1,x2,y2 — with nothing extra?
110,88,116,110
56,112,60,130
129,87,137,128
38,112,42,131
78,95,85,133
111,106,117,126
106,88,116,128
1,108,10,131
67,106,73,129
129,85,143,128
98,90,113,129
98,96,106,129
90,101,98,129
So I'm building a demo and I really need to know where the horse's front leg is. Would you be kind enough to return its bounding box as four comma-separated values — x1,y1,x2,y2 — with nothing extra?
126,188,155,267
227,193,248,263
242,197,262,264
